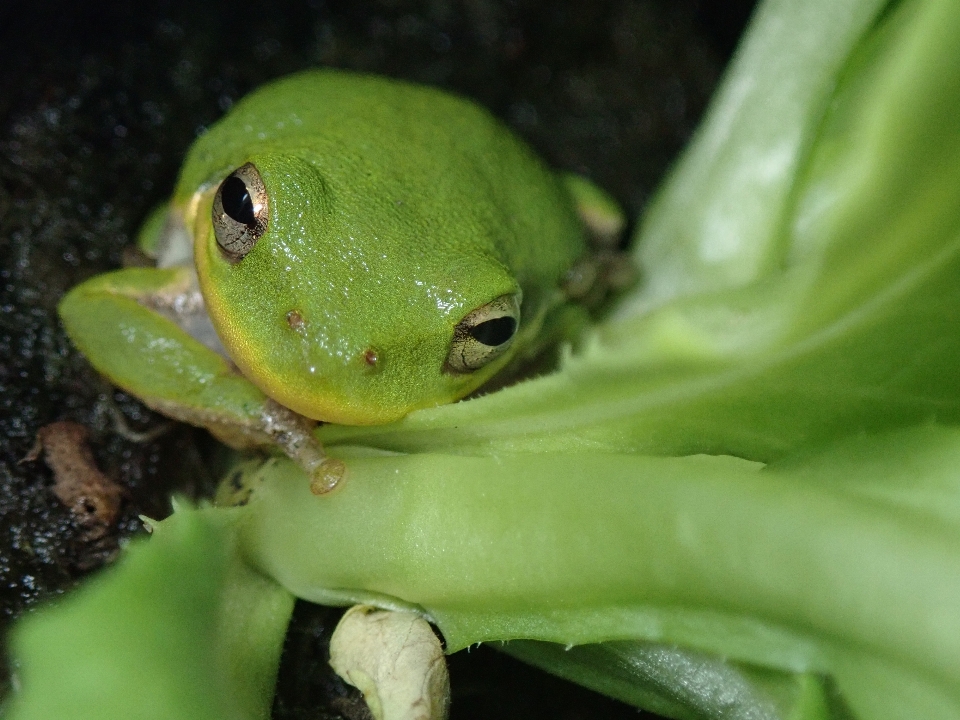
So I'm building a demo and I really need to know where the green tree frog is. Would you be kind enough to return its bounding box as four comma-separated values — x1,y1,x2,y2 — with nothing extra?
59,69,626,492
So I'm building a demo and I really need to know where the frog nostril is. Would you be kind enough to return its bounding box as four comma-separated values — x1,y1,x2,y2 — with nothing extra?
363,348,379,367
286,310,305,330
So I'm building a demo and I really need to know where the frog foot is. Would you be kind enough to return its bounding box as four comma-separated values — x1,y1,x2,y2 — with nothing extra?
562,251,638,307
307,458,347,495
259,399,345,493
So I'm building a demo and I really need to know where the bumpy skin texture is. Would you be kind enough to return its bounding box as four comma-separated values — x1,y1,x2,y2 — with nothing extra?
180,70,587,424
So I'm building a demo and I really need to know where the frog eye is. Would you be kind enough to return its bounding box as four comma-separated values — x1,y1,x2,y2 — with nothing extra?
446,294,520,373
212,162,269,261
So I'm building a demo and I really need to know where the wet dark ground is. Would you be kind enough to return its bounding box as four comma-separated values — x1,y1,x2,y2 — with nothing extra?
0,0,755,716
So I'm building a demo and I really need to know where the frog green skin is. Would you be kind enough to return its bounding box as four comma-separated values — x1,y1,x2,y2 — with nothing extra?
59,69,625,491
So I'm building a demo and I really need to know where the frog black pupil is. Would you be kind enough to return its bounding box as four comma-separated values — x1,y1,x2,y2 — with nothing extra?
469,317,516,346
221,175,256,226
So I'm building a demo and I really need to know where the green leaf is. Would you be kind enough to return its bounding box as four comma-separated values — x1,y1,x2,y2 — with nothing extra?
501,640,843,720
3,506,294,720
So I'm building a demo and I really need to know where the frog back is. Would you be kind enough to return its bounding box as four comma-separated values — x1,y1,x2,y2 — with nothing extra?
175,69,585,311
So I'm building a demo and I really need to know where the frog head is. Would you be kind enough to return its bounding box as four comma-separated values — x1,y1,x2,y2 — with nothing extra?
193,153,523,425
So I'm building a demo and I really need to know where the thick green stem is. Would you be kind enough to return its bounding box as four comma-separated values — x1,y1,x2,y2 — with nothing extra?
235,427,960,719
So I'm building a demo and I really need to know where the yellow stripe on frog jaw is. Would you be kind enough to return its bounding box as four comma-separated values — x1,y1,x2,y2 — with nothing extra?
186,186,217,255
248,367,412,426
179,183,212,238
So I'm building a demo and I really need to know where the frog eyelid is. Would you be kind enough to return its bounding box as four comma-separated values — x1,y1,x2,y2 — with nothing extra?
212,162,269,262
445,294,521,374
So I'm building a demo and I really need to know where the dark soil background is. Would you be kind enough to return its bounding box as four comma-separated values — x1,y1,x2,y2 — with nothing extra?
0,0,756,717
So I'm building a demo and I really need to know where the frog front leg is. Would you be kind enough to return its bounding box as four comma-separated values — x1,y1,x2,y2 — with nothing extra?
58,266,344,493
